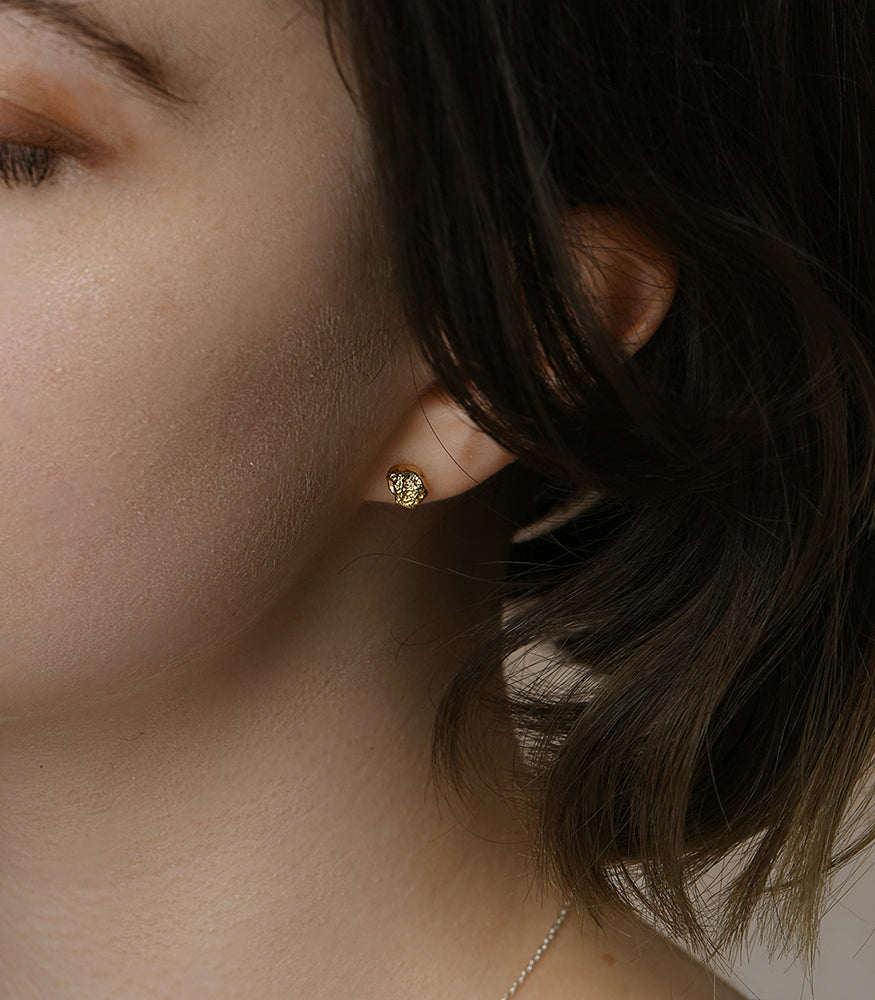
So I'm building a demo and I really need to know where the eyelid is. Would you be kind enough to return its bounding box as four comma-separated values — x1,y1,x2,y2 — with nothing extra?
0,89,101,160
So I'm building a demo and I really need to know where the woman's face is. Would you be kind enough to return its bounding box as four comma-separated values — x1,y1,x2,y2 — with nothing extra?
0,0,410,713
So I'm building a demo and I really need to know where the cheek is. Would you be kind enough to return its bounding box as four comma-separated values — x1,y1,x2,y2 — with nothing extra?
0,179,401,714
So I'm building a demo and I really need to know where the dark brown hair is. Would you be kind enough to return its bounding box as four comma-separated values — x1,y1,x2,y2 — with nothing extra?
324,0,875,964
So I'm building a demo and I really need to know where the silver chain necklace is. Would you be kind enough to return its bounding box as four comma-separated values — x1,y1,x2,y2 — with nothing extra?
499,901,571,999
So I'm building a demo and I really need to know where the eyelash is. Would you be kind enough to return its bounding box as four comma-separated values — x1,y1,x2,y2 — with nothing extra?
0,141,60,188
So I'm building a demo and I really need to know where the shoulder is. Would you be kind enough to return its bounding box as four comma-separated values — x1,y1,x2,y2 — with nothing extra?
544,914,751,1000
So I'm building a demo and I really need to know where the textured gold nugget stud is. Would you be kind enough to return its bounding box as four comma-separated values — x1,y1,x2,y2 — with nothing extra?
387,465,429,509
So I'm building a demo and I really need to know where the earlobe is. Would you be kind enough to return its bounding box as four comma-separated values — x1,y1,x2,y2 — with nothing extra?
362,385,516,507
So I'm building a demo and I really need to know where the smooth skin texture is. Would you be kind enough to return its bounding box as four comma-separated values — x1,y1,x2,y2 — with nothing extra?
0,1,746,997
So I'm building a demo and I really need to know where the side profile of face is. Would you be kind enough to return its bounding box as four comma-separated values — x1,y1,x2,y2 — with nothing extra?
0,0,413,714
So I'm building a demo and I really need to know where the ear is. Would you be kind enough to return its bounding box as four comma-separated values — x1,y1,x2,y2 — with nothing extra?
362,383,517,505
364,208,677,508
568,208,678,355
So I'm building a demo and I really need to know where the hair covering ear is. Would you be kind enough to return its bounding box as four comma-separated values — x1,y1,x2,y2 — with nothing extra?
565,208,678,354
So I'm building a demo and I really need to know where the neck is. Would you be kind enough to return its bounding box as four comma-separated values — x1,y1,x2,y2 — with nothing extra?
0,500,565,999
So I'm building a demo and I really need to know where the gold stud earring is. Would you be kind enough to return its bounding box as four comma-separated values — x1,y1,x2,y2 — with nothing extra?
387,465,429,509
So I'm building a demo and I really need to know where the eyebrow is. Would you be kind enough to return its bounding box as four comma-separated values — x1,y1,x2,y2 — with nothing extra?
0,0,186,107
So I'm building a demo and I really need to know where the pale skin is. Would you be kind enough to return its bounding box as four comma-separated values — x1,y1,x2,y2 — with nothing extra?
0,0,749,997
